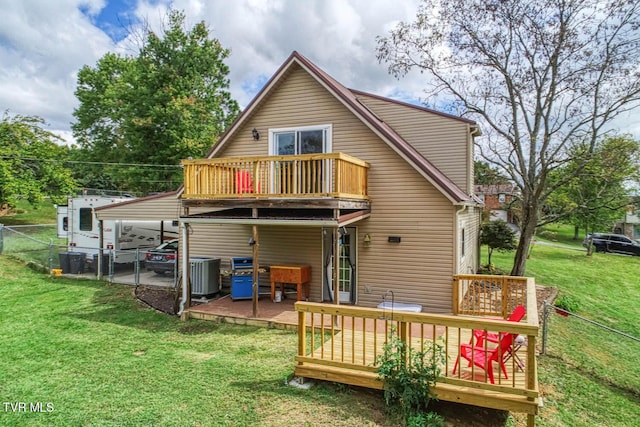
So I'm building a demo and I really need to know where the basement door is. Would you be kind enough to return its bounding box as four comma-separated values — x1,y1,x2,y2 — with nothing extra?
322,227,356,304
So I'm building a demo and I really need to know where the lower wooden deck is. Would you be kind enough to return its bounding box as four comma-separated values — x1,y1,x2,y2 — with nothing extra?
183,295,540,425
295,327,537,414
293,303,540,426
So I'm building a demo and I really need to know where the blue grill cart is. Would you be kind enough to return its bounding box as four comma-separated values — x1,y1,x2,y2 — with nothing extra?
230,257,256,300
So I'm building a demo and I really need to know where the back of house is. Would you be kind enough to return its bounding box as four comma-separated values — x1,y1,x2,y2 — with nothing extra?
175,52,481,313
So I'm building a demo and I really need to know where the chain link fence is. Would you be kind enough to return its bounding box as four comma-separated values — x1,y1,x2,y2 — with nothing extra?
540,302,640,396
0,223,176,288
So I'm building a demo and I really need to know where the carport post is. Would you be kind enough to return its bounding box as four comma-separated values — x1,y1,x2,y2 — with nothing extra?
97,220,104,280
179,221,191,316
134,248,140,285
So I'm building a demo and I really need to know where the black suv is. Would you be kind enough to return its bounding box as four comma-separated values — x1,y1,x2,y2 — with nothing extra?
582,233,640,256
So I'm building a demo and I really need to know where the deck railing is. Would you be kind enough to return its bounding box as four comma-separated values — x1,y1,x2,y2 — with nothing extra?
294,276,539,421
453,274,532,317
294,303,539,415
182,153,369,200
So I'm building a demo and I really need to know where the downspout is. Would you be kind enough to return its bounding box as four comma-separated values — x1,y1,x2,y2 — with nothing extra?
476,206,483,272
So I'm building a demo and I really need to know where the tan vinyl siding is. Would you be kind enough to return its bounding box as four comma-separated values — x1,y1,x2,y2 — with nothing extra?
355,94,472,194
353,146,456,313
187,223,323,300
190,64,464,312
218,66,363,158
96,193,181,221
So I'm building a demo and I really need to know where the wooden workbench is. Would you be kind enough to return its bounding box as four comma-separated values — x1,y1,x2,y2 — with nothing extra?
270,265,311,301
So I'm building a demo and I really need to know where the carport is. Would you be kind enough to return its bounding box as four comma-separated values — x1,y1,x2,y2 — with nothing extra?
94,191,183,283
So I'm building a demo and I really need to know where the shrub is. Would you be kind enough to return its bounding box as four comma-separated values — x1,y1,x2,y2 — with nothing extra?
555,294,580,313
375,328,446,425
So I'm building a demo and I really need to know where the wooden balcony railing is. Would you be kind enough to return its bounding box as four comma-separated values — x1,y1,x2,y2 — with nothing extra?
453,274,532,317
181,153,369,200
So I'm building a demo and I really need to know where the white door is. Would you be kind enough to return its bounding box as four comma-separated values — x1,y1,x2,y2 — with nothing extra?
323,227,356,303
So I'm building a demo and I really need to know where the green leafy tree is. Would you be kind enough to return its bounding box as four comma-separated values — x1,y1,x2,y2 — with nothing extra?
546,136,640,239
480,220,516,266
377,0,640,275
474,161,509,186
0,113,76,207
72,9,240,194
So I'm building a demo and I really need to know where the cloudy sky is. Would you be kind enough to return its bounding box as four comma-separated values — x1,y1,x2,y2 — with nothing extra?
1,0,638,145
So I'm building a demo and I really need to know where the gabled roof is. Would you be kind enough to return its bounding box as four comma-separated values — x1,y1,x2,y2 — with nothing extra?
208,51,477,204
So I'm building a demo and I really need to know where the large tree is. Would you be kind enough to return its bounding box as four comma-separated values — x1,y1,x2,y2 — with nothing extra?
546,136,640,239
0,113,76,207
377,0,640,275
72,9,240,194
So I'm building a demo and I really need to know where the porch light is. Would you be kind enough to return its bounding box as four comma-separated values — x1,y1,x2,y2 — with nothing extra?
363,233,371,247
252,128,260,140
248,236,256,246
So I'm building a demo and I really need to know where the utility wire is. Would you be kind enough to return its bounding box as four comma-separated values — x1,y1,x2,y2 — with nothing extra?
0,155,182,168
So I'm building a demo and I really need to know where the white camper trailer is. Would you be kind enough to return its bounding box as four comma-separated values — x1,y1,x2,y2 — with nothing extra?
56,195,178,269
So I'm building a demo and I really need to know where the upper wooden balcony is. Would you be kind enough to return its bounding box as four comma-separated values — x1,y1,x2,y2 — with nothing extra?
181,153,370,205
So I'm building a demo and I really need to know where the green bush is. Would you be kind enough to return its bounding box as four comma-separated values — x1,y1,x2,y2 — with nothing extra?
375,328,446,425
554,294,580,313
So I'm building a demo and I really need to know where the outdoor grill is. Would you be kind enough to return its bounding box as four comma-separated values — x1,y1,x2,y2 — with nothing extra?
230,257,256,300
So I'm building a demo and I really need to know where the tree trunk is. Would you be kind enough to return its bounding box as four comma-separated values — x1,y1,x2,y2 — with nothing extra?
511,201,538,276
573,225,579,240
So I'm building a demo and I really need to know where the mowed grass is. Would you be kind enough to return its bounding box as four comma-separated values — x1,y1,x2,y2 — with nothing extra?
0,258,393,427
489,229,640,427
0,198,58,225
3,201,639,426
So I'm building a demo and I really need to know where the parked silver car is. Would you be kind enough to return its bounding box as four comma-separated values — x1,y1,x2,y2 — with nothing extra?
145,239,178,274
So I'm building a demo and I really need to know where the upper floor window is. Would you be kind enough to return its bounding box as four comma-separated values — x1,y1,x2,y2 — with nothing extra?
269,125,332,156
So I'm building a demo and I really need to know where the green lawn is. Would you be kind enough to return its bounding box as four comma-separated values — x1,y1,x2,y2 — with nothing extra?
0,258,399,427
0,198,58,225
2,216,639,426
488,228,640,427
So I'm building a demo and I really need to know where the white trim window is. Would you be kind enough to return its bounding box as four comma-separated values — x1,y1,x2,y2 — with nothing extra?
268,125,332,194
269,124,332,156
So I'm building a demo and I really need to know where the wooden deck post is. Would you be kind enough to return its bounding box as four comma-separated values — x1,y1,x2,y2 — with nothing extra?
527,334,538,427
298,309,306,364
452,277,459,315
501,276,509,317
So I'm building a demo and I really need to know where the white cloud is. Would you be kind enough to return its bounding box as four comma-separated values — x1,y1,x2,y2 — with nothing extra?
0,0,115,141
0,0,637,144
